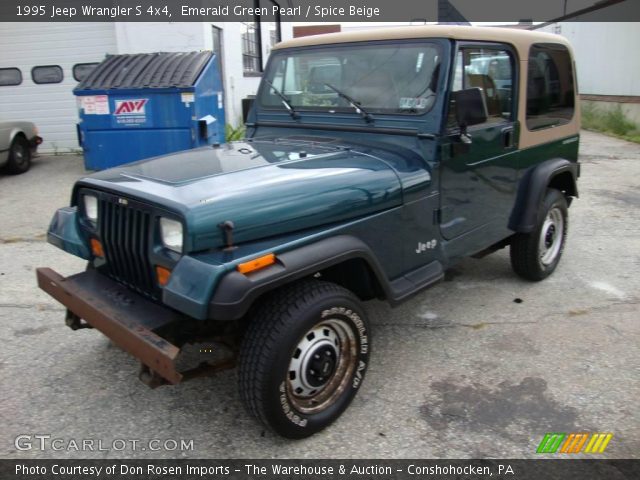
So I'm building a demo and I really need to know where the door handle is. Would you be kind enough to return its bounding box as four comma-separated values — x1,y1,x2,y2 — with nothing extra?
502,126,515,149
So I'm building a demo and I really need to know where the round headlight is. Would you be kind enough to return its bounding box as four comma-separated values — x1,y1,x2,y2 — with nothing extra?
160,218,183,253
83,194,98,225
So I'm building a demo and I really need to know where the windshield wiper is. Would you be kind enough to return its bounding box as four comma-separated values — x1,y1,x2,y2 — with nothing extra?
324,83,374,123
264,79,299,119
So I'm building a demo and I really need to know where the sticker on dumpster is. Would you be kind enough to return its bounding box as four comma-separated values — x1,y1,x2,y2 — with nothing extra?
181,92,194,105
94,95,109,114
81,96,96,114
79,95,109,115
113,98,150,127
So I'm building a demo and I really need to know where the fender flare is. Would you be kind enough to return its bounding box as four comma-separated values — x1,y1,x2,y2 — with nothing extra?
9,127,27,144
509,158,579,233
207,235,392,321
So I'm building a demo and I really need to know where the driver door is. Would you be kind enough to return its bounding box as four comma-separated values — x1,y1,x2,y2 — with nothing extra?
440,44,519,242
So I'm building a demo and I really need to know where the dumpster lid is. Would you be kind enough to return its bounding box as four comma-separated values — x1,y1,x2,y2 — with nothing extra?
75,51,213,91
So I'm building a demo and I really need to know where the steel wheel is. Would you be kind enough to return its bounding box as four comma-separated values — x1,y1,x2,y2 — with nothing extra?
6,136,32,174
511,188,568,281
238,280,370,438
539,207,564,266
11,142,27,168
286,318,357,414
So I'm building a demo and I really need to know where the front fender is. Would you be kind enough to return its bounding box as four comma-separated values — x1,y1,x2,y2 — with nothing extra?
206,235,390,321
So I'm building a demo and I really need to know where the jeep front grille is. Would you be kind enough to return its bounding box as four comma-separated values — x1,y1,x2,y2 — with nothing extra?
98,197,158,299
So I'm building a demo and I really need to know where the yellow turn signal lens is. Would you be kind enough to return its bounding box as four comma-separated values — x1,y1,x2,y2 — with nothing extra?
90,238,104,257
156,266,172,286
237,253,276,275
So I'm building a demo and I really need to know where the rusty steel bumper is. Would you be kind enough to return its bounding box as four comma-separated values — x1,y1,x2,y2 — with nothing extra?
36,267,184,385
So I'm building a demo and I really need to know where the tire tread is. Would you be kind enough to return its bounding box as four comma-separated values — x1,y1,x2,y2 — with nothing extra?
238,279,357,431
510,188,568,281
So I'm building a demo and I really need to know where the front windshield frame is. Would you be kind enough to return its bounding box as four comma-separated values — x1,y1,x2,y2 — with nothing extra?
257,40,445,117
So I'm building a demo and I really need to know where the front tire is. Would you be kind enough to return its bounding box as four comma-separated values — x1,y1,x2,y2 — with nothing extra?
238,280,370,438
5,136,31,174
510,188,568,281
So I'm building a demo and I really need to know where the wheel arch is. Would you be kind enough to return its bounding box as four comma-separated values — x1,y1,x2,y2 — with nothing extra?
207,235,391,321
9,129,28,145
509,158,579,233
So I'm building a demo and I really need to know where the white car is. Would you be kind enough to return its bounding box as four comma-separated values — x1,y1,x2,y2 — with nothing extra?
0,121,42,174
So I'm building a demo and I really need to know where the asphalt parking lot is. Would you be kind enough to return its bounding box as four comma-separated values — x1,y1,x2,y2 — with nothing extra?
1,130,638,459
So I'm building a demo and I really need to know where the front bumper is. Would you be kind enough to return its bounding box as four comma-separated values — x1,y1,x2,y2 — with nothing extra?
36,267,183,385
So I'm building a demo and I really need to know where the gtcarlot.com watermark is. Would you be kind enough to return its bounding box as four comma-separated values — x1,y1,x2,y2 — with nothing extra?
15,434,194,452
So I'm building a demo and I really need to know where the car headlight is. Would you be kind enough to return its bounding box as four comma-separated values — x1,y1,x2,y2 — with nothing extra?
160,218,183,253
83,194,98,225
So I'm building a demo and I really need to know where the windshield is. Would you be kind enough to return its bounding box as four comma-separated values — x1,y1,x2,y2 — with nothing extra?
259,42,442,116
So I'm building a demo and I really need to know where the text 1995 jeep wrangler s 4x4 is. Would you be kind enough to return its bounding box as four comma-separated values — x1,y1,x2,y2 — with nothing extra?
37,26,580,438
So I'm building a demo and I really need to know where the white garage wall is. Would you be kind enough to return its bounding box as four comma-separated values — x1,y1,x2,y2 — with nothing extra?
203,22,294,125
538,22,640,97
0,23,117,153
0,21,293,154
114,22,293,126
114,22,206,53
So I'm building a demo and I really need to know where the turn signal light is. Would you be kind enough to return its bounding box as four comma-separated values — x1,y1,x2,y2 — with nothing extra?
90,238,104,257
156,266,172,286
237,253,276,275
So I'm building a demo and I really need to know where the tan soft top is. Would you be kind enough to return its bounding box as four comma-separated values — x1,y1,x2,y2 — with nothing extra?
274,25,579,149
274,25,571,56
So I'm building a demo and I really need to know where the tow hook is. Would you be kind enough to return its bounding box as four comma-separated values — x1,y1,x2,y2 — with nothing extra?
139,364,168,389
64,309,93,330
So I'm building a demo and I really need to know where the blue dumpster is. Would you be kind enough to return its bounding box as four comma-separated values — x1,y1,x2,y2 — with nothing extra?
74,51,225,170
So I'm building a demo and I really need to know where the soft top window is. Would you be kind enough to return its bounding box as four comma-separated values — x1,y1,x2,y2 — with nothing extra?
526,43,575,131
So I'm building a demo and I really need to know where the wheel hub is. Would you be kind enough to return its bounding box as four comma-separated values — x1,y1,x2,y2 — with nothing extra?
285,317,360,414
288,325,340,397
305,345,337,387
539,207,564,266
544,224,556,248
13,145,25,163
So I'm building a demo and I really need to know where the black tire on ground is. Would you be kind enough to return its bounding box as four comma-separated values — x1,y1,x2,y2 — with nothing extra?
510,188,568,281
5,136,31,174
238,280,370,439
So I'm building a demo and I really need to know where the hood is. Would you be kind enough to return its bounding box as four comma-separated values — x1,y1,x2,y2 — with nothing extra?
80,139,408,251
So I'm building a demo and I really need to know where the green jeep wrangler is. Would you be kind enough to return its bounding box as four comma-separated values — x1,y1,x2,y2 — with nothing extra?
38,26,580,438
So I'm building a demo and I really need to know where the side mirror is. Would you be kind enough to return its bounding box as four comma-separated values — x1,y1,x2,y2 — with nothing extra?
453,87,488,131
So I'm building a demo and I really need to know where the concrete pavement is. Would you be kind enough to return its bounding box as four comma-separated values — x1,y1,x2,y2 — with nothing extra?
1,130,638,459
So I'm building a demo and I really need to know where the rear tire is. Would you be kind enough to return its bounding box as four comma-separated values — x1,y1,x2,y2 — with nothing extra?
5,136,31,174
238,280,370,438
510,188,568,281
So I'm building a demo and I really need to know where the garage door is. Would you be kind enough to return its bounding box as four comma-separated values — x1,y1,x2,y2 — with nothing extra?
0,23,117,153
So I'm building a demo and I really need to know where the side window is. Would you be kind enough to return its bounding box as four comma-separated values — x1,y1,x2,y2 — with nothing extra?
526,43,575,130
0,68,22,86
450,46,515,126
32,65,63,84
73,63,99,82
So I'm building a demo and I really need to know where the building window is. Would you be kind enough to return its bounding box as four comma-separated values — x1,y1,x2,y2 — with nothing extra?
241,22,262,74
0,68,22,86
267,22,279,48
73,63,99,82
32,65,63,84
526,43,575,131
